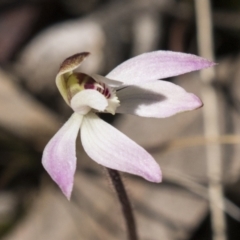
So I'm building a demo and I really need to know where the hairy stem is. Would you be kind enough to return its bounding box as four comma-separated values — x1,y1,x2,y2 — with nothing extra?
107,169,138,240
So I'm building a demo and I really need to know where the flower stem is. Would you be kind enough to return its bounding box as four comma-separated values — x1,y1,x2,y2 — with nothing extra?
107,169,138,240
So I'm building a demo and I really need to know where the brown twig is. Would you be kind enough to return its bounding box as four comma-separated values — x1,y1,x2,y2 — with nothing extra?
194,0,227,240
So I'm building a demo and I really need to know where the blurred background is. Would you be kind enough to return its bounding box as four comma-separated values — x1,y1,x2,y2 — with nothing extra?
0,0,240,239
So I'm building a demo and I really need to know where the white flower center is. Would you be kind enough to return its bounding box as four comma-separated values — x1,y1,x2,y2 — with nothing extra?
66,73,120,114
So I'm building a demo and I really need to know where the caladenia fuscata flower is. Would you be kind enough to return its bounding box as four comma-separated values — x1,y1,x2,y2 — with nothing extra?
42,51,214,200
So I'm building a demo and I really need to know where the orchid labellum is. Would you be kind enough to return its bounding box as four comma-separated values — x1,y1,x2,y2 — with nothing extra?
42,51,214,199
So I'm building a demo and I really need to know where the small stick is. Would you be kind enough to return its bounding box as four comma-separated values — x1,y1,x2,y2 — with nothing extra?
194,1,227,240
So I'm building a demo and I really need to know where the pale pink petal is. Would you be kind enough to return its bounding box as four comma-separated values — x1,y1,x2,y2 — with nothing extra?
106,51,215,85
91,74,123,87
81,113,162,182
116,81,202,118
70,89,108,115
42,113,83,199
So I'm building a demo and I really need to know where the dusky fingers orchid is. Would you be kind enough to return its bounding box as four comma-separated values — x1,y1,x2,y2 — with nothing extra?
42,51,214,199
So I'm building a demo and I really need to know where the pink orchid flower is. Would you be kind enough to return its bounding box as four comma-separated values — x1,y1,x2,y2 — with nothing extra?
42,51,214,199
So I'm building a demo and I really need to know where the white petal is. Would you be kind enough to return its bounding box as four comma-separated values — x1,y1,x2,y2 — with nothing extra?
116,81,203,118
70,89,108,115
106,51,215,85
42,113,83,199
81,113,162,182
91,74,123,87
